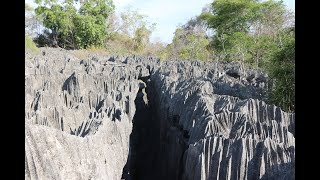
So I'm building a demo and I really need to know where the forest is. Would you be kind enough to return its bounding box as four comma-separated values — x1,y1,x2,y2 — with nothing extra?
25,0,295,112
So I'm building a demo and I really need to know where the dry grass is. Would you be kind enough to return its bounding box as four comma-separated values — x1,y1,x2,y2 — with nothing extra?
71,49,90,60
25,35,40,54
71,47,110,60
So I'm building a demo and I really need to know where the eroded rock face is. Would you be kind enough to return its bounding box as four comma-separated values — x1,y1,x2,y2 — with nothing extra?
25,48,155,180
25,48,294,180
151,61,295,180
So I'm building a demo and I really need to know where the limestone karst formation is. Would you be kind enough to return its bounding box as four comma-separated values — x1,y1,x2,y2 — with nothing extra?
25,48,294,180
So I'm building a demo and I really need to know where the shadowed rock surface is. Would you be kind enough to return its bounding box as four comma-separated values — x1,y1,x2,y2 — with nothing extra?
25,48,294,180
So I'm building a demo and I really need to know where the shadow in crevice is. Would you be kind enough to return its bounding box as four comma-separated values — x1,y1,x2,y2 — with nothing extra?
260,161,295,180
121,152,130,180
247,143,295,180
121,76,161,180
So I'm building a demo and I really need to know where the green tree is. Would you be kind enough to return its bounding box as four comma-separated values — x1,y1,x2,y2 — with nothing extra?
161,15,211,61
35,0,114,49
200,0,258,35
118,7,147,37
267,27,295,112
106,7,156,54
201,0,292,65
200,0,294,111
133,25,152,53
200,0,256,62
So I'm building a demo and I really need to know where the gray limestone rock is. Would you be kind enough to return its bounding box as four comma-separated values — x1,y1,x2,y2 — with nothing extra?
150,60,294,180
25,48,142,180
25,48,294,180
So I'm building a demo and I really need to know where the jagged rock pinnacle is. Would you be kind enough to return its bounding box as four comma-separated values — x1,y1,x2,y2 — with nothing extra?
25,48,294,180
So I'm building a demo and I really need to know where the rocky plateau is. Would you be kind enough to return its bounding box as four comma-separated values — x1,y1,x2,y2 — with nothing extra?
25,48,295,180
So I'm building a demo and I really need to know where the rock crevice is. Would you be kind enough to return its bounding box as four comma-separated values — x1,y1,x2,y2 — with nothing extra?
25,48,294,180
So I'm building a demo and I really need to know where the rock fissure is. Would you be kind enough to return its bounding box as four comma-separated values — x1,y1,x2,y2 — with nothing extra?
122,74,167,180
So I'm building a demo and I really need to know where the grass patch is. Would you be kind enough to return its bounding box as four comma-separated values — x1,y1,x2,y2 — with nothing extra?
71,49,90,60
25,35,40,53
71,47,110,60
87,47,109,56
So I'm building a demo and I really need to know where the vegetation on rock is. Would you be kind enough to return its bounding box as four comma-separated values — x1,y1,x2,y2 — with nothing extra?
25,35,40,53
200,0,294,111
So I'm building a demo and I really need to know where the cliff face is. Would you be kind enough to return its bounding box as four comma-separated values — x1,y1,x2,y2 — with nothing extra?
25,48,294,180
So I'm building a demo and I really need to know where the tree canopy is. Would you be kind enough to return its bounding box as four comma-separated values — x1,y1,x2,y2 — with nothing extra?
106,6,157,54
199,0,295,111
35,0,115,49
267,27,295,111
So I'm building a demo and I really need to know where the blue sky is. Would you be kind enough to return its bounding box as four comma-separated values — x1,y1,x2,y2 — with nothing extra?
26,0,295,44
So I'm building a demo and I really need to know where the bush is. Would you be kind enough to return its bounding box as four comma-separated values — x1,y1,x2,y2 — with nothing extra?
25,35,39,53
267,27,295,112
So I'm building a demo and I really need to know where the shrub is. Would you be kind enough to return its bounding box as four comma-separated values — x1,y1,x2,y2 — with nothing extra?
25,35,39,53
267,27,295,112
